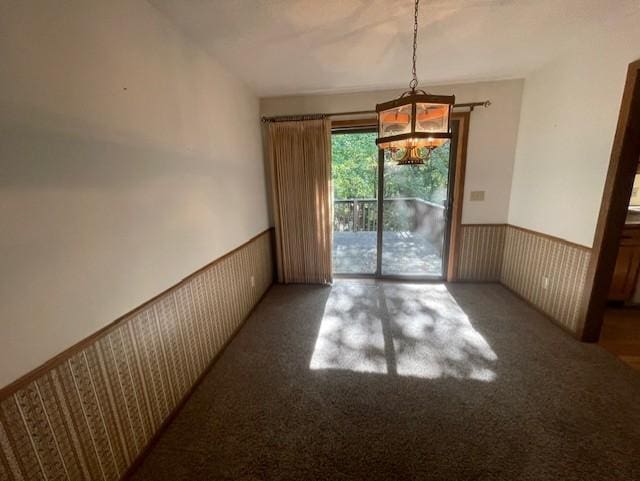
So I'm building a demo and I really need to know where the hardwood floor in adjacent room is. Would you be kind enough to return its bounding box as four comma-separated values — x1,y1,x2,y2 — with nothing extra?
599,308,640,370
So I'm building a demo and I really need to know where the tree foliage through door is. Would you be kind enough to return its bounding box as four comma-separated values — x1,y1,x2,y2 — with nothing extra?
331,132,450,204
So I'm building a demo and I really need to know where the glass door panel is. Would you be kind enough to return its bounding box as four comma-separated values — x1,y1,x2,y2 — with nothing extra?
380,140,452,277
331,131,379,274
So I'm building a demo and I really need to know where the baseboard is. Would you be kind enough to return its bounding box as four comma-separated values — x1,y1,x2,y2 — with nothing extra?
449,279,499,284
452,276,581,338
498,282,580,339
120,284,274,480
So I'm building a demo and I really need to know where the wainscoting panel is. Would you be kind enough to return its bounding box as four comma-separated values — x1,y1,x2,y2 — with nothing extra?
0,230,273,481
501,225,591,333
457,224,506,281
456,224,592,335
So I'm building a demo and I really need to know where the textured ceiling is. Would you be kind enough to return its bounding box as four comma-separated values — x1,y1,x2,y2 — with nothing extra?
149,0,640,97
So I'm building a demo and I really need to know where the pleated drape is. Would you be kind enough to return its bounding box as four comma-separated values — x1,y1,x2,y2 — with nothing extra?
267,118,333,284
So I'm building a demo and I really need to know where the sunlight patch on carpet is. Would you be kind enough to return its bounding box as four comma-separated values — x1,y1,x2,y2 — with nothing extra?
309,282,388,374
309,282,497,381
383,283,497,381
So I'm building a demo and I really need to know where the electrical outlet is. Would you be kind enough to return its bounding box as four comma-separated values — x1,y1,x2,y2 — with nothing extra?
250,275,255,288
542,276,549,289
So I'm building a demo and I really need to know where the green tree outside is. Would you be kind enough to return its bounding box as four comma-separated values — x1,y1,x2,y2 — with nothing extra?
331,132,450,205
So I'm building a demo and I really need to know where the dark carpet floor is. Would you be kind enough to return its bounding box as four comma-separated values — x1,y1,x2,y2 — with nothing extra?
130,281,640,481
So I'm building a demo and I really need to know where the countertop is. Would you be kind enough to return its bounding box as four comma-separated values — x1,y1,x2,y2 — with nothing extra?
626,207,640,226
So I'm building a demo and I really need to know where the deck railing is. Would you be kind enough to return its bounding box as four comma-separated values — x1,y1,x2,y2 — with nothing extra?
334,198,378,232
334,198,445,240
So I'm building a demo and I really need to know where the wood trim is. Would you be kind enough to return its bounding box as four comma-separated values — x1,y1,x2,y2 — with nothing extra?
447,112,471,281
0,227,275,400
582,59,640,342
121,283,274,480
507,224,592,251
459,223,592,252
331,117,377,131
460,223,507,227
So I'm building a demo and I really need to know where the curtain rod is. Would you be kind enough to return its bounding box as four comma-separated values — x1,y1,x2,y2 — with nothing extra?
261,100,491,123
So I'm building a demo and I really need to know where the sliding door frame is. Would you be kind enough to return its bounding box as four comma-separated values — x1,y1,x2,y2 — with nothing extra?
375,147,384,277
331,125,380,277
332,114,469,281
446,112,470,281
376,121,459,281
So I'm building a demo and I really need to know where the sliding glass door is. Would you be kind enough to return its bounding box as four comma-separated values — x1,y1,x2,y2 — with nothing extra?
332,123,456,279
332,131,379,275
380,139,452,277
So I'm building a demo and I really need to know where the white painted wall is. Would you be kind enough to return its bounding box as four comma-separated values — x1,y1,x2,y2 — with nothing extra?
0,0,269,387
260,79,524,224
508,23,640,247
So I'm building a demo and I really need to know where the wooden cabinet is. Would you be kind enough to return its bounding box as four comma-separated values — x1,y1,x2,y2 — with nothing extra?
609,226,640,301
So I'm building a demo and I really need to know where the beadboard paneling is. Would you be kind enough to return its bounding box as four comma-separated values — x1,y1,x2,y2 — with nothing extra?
0,230,273,481
457,224,506,281
457,224,592,335
501,225,591,333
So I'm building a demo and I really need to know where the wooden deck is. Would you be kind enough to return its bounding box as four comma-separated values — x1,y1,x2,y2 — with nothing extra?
333,231,443,276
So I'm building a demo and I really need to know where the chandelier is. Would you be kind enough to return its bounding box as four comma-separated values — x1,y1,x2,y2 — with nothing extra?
376,0,455,165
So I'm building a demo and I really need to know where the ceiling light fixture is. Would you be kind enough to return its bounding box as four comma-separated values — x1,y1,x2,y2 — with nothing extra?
376,0,455,165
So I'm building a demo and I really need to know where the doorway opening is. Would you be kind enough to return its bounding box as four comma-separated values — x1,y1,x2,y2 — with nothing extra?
598,169,640,370
581,59,640,369
331,120,460,280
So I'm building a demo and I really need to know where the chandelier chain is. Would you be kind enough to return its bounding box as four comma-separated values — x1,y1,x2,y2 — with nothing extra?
409,0,420,91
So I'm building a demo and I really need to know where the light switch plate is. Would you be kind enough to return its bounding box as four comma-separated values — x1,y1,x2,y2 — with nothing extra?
470,190,485,201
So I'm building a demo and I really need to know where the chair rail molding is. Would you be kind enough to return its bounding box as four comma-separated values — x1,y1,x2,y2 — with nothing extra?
457,223,592,335
0,229,275,481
